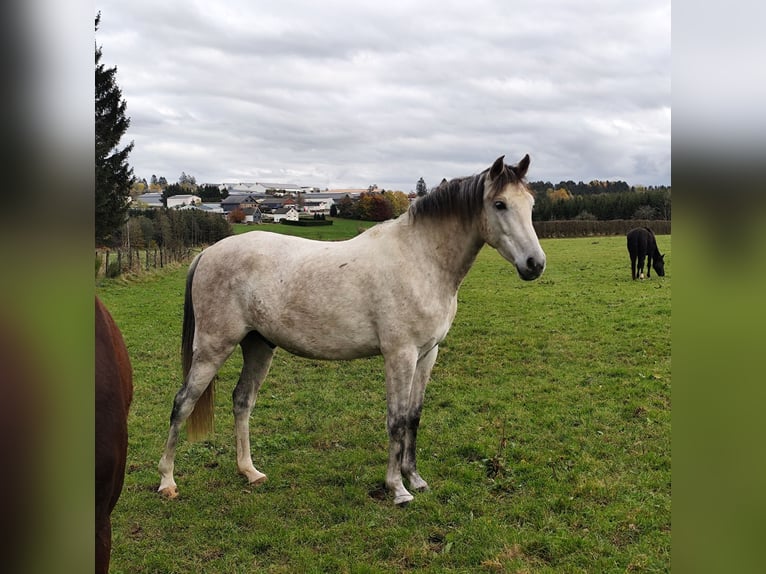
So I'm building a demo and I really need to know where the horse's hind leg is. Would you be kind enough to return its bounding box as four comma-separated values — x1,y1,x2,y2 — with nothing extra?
401,345,438,494
158,348,232,498
232,332,274,486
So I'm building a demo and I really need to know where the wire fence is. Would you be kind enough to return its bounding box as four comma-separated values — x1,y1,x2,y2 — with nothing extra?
95,246,196,279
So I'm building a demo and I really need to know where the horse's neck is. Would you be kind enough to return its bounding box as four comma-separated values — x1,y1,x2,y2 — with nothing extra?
403,215,484,290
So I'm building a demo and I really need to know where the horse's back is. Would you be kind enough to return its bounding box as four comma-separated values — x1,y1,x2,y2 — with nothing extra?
627,227,654,254
95,296,133,573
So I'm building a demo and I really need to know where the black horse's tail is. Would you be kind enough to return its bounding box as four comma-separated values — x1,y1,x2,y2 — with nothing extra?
182,253,214,441
180,255,199,379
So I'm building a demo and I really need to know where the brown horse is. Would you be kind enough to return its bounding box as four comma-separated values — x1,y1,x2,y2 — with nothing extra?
95,297,133,573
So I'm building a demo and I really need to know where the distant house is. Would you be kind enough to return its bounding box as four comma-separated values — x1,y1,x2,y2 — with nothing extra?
302,198,333,214
134,192,164,208
326,189,366,198
259,200,284,213
242,206,263,224
167,194,201,208
259,182,303,195
221,193,263,214
178,203,225,215
227,182,268,194
199,203,225,214
272,206,299,223
221,194,244,213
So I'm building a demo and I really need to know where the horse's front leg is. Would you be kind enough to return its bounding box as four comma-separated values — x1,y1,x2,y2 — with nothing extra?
384,347,419,506
401,345,438,493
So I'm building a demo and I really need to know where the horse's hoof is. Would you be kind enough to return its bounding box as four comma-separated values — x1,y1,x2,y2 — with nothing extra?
241,468,268,486
408,475,429,492
394,493,414,507
159,485,179,499
248,474,268,487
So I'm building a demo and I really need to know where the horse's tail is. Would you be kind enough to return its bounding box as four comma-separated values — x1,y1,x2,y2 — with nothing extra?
183,253,215,442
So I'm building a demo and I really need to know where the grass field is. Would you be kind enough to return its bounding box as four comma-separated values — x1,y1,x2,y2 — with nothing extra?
97,224,670,573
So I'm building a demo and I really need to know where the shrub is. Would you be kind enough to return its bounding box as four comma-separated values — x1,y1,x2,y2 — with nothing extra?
106,260,121,278
228,207,246,224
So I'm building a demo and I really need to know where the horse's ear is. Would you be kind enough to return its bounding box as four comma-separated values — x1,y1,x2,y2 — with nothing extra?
490,156,505,179
512,154,530,179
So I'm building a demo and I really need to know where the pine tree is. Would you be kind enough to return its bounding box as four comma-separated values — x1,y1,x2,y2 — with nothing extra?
95,13,134,245
416,177,427,197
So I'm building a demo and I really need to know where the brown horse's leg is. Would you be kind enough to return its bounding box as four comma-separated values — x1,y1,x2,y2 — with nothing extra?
95,516,111,574
232,332,274,485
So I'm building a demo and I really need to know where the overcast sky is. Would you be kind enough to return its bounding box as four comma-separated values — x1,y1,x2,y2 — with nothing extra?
96,0,670,191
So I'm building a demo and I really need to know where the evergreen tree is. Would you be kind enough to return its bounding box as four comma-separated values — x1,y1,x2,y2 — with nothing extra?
95,13,134,245
416,177,428,197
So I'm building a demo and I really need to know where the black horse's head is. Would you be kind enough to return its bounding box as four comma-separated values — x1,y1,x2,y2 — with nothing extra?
653,253,666,277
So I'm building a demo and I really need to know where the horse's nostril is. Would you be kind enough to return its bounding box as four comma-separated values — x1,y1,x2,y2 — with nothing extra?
526,257,538,271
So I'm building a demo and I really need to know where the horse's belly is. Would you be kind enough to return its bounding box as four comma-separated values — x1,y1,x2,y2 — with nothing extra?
259,311,381,361
272,330,380,361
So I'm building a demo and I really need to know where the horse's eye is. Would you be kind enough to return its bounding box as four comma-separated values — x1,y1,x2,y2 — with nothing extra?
494,201,507,211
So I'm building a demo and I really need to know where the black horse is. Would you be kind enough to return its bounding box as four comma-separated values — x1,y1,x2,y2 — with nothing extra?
627,227,665,280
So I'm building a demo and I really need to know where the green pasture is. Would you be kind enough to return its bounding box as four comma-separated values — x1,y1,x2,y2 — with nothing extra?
97,226,670,573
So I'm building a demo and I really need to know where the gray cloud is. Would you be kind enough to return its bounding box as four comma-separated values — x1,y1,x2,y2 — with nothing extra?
97,0,670,190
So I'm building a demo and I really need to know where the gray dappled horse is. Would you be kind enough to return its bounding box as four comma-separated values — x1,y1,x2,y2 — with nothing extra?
159,155,546,505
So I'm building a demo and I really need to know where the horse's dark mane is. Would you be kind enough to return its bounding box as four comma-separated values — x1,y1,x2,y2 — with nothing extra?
408,163,521,225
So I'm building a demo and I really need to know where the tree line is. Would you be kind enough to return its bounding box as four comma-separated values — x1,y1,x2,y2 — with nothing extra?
334,191,411,221
531,187,670,221
112,209,232,251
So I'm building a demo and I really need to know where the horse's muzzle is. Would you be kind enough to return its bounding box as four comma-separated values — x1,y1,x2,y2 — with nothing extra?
516,256,545,281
